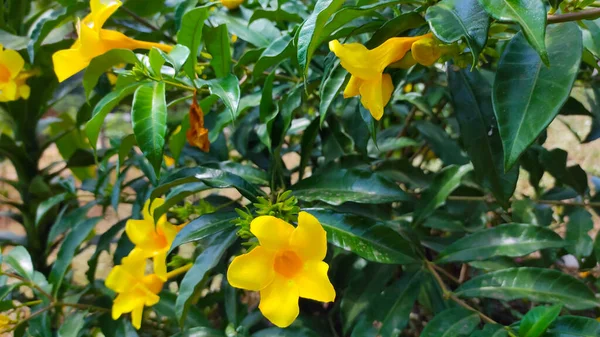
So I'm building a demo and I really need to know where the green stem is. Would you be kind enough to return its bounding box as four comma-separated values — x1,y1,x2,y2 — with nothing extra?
547,8,600,23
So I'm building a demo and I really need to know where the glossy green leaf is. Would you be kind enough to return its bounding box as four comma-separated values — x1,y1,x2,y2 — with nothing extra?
519,305,562,337
539,148,588,196
27,5,83,62
319,57,346,125
493,22,582,170
436,223,565,263
171,327,225,337
131,81,167,176
212,11,276,48
48,217,101,296
195,75,240,121
448,67,518,207
176,7,209,77
456,268,600,310
85,81,146,150
426,0,489,67
307,208,419,264
414,121,469,165
478,0,548,64
565,209,594,258
169,212,237,253
0,30,29,50
4,246,34,281
297,0,345,77
321,1,403,41
253,327,318,337
351,270,423,337
421,308,480,337
254,35,293,78
203,24,231,78
413,164,472,225
469,324,508,337
57,311,87,337
292,169,412,205
543,316,600,337
157,44,190,74
83,49,139,99
35,192,71,227
148,48,166,77
176,230,236,325
367,12,426,48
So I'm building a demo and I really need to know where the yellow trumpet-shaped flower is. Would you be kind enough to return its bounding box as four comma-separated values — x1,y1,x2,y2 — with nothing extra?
52,0,172,82
0,45,31,102
125,198,181,280
105,249,164,330
221,0,244,10
227,212,335,328
329,34,430,120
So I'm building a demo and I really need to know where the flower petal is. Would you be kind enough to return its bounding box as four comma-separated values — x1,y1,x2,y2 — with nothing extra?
259,274,300,328
381,73,394,108
295,260,335,302
343,75,362,98
250,216,294,250
290,211,327,261
131,305,143,330
227,246,276,291
99,29,172,52
87,0,122,30
359,76,386,120
125,219,155,246
52,48,90,83
329,40,379,80
105,265,137,293
411,36,441,66
152,250,168,281
112,292,144,320
142,198,165,221
0,49,24,78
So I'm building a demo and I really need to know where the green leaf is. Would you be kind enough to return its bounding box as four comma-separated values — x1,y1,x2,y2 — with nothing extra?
565,209,594,258
436,223,565,263
448,67,518,207
478,0,548,64
539,148,588,195
307,208,419,264
35,192,71,227
85,81,146,150
493,22,582,170
83,49,139,99
176,7,209,77
413,164,473,225
48,217,101,296
4,246,34,281
351,270,423,337
212,11,275,48
543,316,600,337
176,230,236,325
297,0,345,77
319,58,346,125
292,169,412,206
27,5,83,63
57,311,87,337
203,24,231,78
0,30,28,50
148,48,166,77
426,0,489,68
194,75,240,121
131,81,167,177
249,8,303,24
254,35,293,78
456,268,600,310
469,324,508,337
171,327,225,337
157,44,190,74
367,12,426,48
519,305,562,337
169,212,237,253
253,328,318,337
414,121,469,165
420,308,480,337
321,1,403,41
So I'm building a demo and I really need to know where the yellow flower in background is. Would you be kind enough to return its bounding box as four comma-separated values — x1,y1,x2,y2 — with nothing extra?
227,212,335,328
0,45,31,102
52,0,172,82
105,249,164,330
221,0,244,10
125,198,181,280
329,34,430,120
411,36,444,67
0,314,11,330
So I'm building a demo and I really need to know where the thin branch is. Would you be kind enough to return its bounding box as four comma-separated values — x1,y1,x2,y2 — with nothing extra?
2,272,53,301
548,8,600,24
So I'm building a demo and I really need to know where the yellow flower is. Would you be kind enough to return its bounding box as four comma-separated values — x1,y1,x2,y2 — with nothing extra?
105,248,164,330
227,212,335,328
0,45,31,102
52,0,172,82
125,198,181,280
221,0,244,10
329,34,430,120
411,36,444,67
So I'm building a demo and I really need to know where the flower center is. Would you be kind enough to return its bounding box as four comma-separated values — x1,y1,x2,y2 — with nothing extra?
273,250,303,279
0,64,10,83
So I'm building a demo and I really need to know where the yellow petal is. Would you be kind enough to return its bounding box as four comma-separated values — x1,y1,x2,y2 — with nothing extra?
227,246,275,291
0,49,24,79
343,75,362,98
142,198,165,221
125,219,155,245
259,274,299,328
105,265,137,293
295,260,335,302
131,305,143,330
0,81,17,102
358,75,391,120
250,216,294,250
121,247,148,279
152,250,168,281
381,73,394,107
87,0,122,30
112,292,144,319
411,37,442,66
290,211,327,261
52,48,90,83
18,84,30,99
141,274,164,297
99,29,172,52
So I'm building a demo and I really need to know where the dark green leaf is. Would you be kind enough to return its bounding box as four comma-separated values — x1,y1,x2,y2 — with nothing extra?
367,12,426,48
539,148,588,195
195,75,240,121
254,35,293,78
176,7,209,77
292,169,412,205
543,316,600,337
426,0,489,67
83,49,139,99
436,223,565,263
469,324,508,337
565,209,594,258
519,305,562,337
415,121,469,165
204,24,231,78
413,164,472,225
169,212,237,253
448,67,518,207
57,311,87,337
420,308,480,337
478,0,548,64
35,192,71,227
493,22,582,170
319,58,346,125
131,81,167,177
4,246,34,281
456,268,600,310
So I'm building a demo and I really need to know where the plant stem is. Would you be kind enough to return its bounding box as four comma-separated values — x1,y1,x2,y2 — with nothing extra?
166,263,193,279
120,6,177,44
54,302,109,312
1,272,53,301
547,8,600,24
